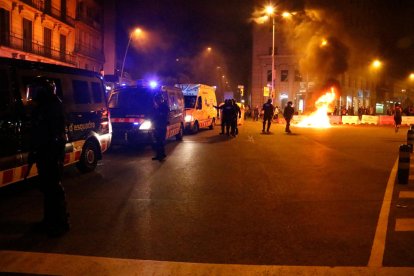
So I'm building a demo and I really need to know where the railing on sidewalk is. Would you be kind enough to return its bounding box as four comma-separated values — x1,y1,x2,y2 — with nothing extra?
290,115,414,126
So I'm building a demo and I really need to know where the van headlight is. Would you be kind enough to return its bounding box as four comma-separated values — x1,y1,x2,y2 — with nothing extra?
139,120,152,130
185,115,193,122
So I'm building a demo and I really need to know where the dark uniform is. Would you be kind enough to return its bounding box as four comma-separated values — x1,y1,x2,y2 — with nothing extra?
231,99,241,136
27,76,69,237
283,101,295,133
394,104,402,132
222,100,236,136
262,99,274,133
152,94,169,161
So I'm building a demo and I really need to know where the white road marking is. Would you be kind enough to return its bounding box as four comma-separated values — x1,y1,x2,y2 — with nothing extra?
1,250,414,276
368,158,398,267
247,135,255,143
395,219,414,231
399,191,414,198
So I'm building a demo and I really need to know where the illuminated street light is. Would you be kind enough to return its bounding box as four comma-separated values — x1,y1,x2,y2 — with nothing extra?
371,59,382,69
120,28,142,84
321,38,328,47
264,4,276,103
409,73,414,81
265,5,275,15
282,11,292,18
260,4,293,105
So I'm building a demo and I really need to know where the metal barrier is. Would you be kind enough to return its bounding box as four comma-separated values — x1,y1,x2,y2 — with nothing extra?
407,125,414,152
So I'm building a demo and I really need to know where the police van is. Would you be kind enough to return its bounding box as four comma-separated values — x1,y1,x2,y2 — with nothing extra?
0,57,112,187
108,85,184,145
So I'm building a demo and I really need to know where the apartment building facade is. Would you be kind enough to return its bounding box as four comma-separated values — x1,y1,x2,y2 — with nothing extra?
0,0,105,72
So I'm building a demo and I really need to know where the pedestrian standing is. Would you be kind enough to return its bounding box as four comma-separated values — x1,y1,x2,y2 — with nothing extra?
152,93,169,161
273,106,280,123
261,99,274,133
394,103,402,133
283,101,295,133
26,76,69,237
253,105,259,121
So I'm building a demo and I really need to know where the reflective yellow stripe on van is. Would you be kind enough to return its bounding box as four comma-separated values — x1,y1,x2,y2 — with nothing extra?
0,141,85,188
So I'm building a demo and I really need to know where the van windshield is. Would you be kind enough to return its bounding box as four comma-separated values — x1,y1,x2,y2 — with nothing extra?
184,96,197,108
108,88,153,114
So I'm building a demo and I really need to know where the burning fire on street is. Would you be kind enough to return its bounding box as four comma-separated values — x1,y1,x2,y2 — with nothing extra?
296,87,337,128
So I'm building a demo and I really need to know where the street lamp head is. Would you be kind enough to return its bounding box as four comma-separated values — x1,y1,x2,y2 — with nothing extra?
409,73,414,81
133,28,142,35
265,5,275,16
282,11,292,18
372,59,382,69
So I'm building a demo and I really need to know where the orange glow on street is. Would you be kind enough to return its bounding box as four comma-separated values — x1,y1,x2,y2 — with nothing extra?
296,87,336,128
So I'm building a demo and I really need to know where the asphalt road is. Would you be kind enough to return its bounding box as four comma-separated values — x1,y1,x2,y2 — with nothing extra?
1,120,414,275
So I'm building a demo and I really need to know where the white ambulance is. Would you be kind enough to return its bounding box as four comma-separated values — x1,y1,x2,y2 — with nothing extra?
176,84,217,134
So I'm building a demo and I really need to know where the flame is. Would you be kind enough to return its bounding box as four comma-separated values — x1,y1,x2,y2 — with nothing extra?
296,87,336,128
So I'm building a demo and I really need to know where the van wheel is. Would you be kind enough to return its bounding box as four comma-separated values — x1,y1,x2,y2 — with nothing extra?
77,140,99,173
209,119,215,130
192,122,199,134
176,125,184,140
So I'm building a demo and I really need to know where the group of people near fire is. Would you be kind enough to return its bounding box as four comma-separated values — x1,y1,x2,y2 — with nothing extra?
217,99,295,136
258,99,294,134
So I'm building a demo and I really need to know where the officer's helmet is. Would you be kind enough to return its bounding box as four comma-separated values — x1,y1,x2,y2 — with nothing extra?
26,76,57,103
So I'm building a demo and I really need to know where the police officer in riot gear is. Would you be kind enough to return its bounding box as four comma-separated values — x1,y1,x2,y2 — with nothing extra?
26,76,70,237
262,98,274,133
283,101,295,133
152,93,169,161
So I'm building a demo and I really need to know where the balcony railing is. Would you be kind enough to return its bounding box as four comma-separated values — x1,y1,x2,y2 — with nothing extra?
74,43,104,61
76,14,102,30
0,32,77,65
20,0,75,27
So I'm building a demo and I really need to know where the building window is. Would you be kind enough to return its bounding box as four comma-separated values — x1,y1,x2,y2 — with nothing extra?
44,27,52,57
23,18,33,52
267,70,272,82
0,8,10,46
91,82,103,103
44,0,52,14
295,70,302,82
281,70,288,82
60,34,66,61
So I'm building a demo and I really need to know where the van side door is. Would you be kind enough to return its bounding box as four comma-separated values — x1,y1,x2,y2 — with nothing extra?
0,65,22,175
66,78,107,141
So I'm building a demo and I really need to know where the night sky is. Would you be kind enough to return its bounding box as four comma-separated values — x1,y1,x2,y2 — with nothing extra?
115,0,414,91
116,0,253,91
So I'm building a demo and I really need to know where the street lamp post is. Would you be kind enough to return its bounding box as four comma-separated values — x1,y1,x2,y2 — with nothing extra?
370,59,382,106
265,6,276,104
120,28,142,85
